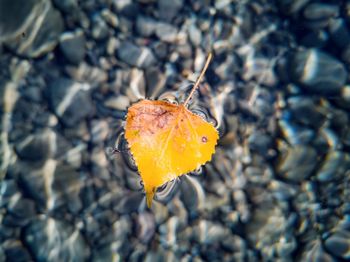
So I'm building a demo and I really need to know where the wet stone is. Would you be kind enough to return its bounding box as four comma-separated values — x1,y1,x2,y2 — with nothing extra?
248,131,272,156
117,42,156,69
277,145,318,182
59,30,86,65
303,3,339,21
287,96,326,128
155,23,178,43
4,197,36,227
136,16,158,37
91,16,109,40
0,0,40,41
48,77,93,127
324,230,350,259
52,0,78,13
137,212,156,244
24,217,90,261
316,151,350,182
4,1,64,58
145,67,166,98
104,95,130,111
158,0,184,22
289,49,347,96
301,240,334,262
328,18,350,49
15,129,56,162
3,240,32,262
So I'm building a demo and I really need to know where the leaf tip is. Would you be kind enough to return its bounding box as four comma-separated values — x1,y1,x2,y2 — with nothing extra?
146,188,155,208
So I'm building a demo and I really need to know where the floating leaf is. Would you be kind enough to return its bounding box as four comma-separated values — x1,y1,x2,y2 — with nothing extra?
124,53,218,207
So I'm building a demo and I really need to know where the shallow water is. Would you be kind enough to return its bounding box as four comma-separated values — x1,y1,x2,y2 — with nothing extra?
1,0,350,261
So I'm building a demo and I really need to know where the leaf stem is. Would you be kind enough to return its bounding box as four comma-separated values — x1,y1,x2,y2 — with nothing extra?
183,53,212,107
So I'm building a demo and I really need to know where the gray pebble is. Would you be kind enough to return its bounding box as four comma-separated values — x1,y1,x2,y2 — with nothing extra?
155,23,178,43
15,129,56,162
117,42,156,69
4,1,64,58
316,151,350,182
158,0,184,22
301,240,334,262
137,212,156,244
48,77,93,127
0,0,41,41
24,217,90,261
287,96,326,128
328,18,350,49
59,30,86,65
4,197,36,226
52,0,78,13
145,67,166,98
277,145,318,182
136,16,158,37
303,3,339,21
91,16,109,40
324,230,350,259
289,49,347,96
3,240,32,262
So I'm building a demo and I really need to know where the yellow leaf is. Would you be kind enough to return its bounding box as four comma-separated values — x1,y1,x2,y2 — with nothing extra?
124,53,218,207
125,100,218,207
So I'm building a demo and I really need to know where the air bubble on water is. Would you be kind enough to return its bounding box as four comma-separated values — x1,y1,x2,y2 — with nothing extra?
154,177,181,205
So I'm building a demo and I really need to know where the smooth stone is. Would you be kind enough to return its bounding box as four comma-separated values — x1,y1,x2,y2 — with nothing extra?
136,16,158,37
248,131,272,155
303,3,339,21
59,30,86,65
15,129,56,161
324,231,350,259
4,197,36,226
328,18,350,49
137,212,156,244
278,120,315,145
48,77,93,127
19,159,57,207
289,49,347,95
104,95,130,111
287,96,326,127
188,23,202,46
91,16,109,40
0,0,40,41
276,145,318,182
101,9,119,28
300,30,328,48
90,120,109,144
5,1,64,58
158,0,184,22
180,175,205,215
117,42,156,69
155,23,178,43
51,164,82,212
193,220,228,245
22,86,42,103
3,241,32,262
301,241,334,262
52,0,78,13
277,0,310,15
316,151,350,182
145,67,166,98
24,217,90,261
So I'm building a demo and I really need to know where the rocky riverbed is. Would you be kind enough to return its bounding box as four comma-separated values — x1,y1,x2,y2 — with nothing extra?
1,0,350,261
